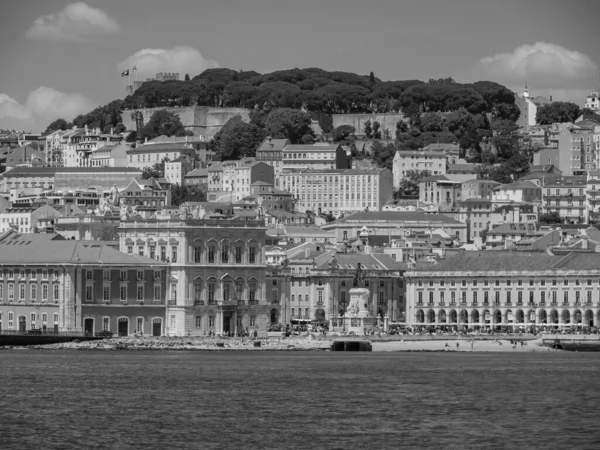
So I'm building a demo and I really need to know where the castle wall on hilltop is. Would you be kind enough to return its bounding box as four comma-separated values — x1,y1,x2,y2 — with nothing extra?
332,113,406,138
122,106,251,138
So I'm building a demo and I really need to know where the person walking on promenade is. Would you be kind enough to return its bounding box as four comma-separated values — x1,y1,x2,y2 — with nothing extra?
456,342,460,350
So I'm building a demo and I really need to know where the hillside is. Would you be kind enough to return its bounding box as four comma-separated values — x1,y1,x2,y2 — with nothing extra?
44,68,519,134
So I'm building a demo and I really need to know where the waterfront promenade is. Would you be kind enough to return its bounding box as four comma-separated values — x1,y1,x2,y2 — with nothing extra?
2,333,590,352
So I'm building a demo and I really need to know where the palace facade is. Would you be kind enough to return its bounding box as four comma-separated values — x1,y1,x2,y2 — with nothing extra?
405,252,600,329
118,218,271,336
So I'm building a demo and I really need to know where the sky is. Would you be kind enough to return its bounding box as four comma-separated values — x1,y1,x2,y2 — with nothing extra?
1,0,599,133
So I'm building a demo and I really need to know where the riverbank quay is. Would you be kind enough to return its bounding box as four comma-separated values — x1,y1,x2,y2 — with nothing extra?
1,333,581,352
0,335,333,351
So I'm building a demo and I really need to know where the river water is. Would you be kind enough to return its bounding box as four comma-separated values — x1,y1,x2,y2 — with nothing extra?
1,350,600,450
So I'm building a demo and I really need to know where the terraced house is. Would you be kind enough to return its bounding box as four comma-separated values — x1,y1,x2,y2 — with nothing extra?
0,231,167,336
118,217,270,336
405,252,600,330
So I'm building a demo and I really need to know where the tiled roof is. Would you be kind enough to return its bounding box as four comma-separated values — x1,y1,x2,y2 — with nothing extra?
0,232,164,266
421,175,449,182
284,144,340,152
313,252,405,271
395,150,446,157
488,222,537,235
186,168,208,177
494,180,539,190
423,143,459,151
257,138,289,152
330,211,463,225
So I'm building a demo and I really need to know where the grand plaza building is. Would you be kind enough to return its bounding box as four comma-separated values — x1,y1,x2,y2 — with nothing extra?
118,217,271,336
404,252,600,330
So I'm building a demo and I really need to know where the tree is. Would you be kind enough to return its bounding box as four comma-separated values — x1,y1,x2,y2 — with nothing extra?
372,121,381,139
44,118,68,134
263,108,313,143
419,112,444,132
125,130,137,143
580,108,594,117
301,134,315,144
185,74,191,81
395,120,408,138
536,102,581,125
142,158,169,179
114,122,126,134
364,120,373,138
369,71,375,84
330,125,355,142
139,110,186,141
539,211,562,224
216,120,265,160
491,119,519,160
399,170,432,196
370,141,396,170
171,185,206,206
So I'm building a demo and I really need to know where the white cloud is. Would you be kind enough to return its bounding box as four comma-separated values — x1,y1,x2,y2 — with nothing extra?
475,42,598,90
25,2,120,41
118,46,219,80
0,94,32,120
0,87,96,131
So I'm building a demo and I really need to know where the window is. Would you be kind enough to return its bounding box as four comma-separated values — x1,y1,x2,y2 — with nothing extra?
120,270,127,281
103,286,110,301
518,291,523,304
195,316,202,328
103,317,110,332
418,292,423,304
86,270,93,280
137,286,144,301
235,246,242,264
223,284,230,302
171,247,177,263
194,246,202,263
208,246,215,263
86,286,93,301
154,286,161,302
53,284,59,301
221,244,229,263
42,285,48,301
137,270,144,281
249,283,256,302
127,246,133,254
250,316,256,327
208,284,215,302
138,246,144,256
249,246,256,264
120,286,127,301
495,291,500,305
209,316,215,327
160,246,166,261
19,284,25,300
136,317,143,333
103,269,110,281
564,291,569,305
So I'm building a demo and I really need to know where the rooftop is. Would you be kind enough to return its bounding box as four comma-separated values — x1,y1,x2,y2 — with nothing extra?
0,231,164,266
409,251,600,273
328,211,464,225
257,138,289,152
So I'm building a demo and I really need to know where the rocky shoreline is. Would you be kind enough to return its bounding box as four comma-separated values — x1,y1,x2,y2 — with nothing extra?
2,336,333,351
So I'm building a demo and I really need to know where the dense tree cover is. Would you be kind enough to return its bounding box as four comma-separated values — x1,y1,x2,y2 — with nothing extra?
491,119,519,160
263,108,313,143
211,116,265,160
142,158,168,179
210,108,313,160
539,211,562,224
120,68,517,118
536,102,581,125
476,152,530,184
138,110,191,141
171,184,206,206
72,99,124,131
398,170,432,196
370,141,397,170
44,118,70,134
330,125,355,142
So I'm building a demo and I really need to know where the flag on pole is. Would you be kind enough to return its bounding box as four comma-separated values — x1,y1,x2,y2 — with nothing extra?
132,66,137,72
121,69,129,77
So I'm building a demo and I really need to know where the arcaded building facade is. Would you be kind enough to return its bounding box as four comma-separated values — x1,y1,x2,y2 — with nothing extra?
405,252,600,329
118,218,271,336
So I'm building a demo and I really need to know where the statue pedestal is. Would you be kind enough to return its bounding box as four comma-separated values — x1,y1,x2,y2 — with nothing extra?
344,288,376,334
